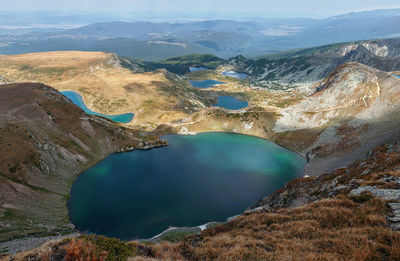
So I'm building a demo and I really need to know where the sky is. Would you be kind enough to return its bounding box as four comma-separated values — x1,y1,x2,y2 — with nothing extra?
0,0,400,19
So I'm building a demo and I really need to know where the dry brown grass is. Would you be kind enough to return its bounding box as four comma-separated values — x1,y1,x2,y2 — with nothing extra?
63,238,108,261
0,51,193,127
7,142,400,261
174,196,399,261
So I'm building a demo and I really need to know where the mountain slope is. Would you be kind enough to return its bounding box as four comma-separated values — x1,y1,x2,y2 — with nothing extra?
269,63,400,175
226,38,400,93
0,51,216,130
7,134,400,260
0,83,165,243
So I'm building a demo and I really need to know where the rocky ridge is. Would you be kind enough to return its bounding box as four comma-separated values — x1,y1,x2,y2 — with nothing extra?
227,38,400,93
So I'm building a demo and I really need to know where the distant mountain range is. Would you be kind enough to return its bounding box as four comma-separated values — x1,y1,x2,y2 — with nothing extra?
225,38,400,91
1,9,400,60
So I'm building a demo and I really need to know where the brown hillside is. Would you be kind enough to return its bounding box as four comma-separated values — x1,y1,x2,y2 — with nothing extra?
0,83,165,243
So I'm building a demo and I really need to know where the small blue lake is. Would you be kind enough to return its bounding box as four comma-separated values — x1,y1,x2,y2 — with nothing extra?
68,132,306,240
222,71,248,79
61,91,134,124
393,74,400,79
189,79,225,89
190,67,209,72
214,96,248,110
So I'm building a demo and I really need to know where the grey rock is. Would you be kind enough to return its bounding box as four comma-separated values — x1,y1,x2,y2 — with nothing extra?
349,186,400,200
390,223,400,231
389,203,400,211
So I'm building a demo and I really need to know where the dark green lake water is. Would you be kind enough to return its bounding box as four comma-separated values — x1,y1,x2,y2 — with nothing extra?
61,91,134,124
68,132,305,240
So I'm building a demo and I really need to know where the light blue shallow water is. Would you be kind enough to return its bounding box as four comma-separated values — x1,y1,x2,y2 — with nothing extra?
222,71,248,79
189,79,225,89
68,132,306,240
213,95,248,110
394,74,400,79
61,91,134,124
189,67,209,72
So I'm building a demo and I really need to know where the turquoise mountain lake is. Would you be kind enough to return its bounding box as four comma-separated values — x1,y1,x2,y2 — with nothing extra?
190,67,209,72
61,91,134,124
189,79,225,88
188,80,247,110
213,96,248,110
394,74,400,79
68,132,306,240
222,71,248,79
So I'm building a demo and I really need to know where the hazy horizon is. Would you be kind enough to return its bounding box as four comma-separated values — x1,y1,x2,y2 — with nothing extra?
0,0,400,21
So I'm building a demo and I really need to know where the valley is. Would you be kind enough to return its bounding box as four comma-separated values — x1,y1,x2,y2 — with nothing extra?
1,36,400,259
2,39,400,174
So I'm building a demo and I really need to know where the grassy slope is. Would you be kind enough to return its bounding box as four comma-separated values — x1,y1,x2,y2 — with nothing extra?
0,51,216,130
9,138,400,260
0,83,164,242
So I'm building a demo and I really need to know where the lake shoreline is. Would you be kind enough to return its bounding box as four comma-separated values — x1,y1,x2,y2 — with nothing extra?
68,132,306,240
61,89,135,124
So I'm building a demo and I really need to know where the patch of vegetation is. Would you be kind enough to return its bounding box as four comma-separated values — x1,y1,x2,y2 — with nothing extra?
19,65,69,76
36,67,69,76
256,42,349,60
56,235,138,261
349,192,374,203
19,65,33,71
158,228,200,242
133,54,225,75
0,172,53,194
8,164,18,173
82,236,137,261
78,87,91,95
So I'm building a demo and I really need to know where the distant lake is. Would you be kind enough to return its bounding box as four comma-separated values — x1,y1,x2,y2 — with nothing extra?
189,67,209,72
222,71,248,79
394,74,400,79
213,95,248,110
189,79,225,89
61,91,134,124
68,132,305,240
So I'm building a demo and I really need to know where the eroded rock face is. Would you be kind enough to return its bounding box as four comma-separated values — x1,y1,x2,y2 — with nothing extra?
273,63,385,132
230,39,400,92
339,43,389,57
0,83,164,242
251,139,400,212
